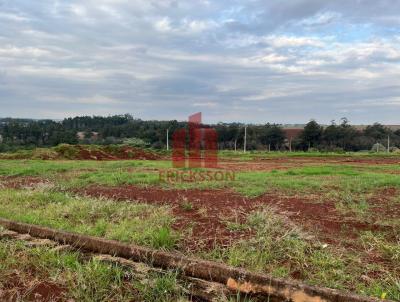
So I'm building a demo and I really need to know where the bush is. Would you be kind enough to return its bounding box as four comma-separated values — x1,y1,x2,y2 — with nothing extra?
53,144,80,159
122,138,149,148
371,143,387,152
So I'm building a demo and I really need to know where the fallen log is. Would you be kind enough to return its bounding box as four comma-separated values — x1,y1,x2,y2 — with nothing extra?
0,218,388,302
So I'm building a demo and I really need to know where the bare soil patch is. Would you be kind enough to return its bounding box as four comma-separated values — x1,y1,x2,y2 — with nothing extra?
74,145,161,160
79,185,255,250
77,185,399,250
0,274,65,302
218,156,400,171
368,187,400,224
2,173,398,250
0,176,50,189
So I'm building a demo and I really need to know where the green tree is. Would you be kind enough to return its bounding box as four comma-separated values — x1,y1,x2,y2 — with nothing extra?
263,124,285,150
300,120,323,149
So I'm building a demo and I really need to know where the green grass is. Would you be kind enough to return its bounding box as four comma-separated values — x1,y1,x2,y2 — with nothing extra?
0,189,179,250
134,271,184,302
2,159,400,197
203,207,351,286
0,238,188,301
0,159,171,177
200,207,400,300
219,150,400,161
1,154,400,300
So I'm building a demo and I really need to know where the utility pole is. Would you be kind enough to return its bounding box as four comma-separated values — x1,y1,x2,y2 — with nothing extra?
166,129,169,151
243,125,247,153
387,135,390,153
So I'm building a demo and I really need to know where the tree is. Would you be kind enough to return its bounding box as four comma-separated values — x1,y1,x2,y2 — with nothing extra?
263,124,285,150
300,120,323,149
364,123,390,140
336,118,358,150
323,120,339,149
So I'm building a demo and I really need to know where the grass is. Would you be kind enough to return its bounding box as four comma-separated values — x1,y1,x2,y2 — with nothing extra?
360,232,400,263
0,188,178,250
3,160,400,198
134,271,184,302
0,159,171,177
200,207,400,300
180,200,194,211
203,207,351,287
1,152,400,300
0,238,188,301
218,150,400,161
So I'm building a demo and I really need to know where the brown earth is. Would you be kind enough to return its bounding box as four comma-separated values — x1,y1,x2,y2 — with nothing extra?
0,145,161,161
0,274,65,302
79,185,255,250
74,145,161,160
0,176,50,189
77,185,399,250
1,173,398,251
218,156,400,171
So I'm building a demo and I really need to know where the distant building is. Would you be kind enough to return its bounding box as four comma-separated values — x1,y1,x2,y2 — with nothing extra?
282,128,303,151
282,128,303,141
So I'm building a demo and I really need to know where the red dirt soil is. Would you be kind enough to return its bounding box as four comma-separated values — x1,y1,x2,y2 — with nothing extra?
79,185,255,250
1,174,397,250
218,156,400,171
75,145,160,160
78,185,398,250
0,275,65,302
27,282,65,301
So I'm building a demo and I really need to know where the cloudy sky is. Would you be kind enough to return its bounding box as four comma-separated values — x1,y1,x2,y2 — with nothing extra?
0,0,399,124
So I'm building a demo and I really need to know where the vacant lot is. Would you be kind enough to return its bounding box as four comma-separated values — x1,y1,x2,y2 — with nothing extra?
0,151,399,301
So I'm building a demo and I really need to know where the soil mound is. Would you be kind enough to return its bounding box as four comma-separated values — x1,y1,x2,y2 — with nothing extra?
57,144,161,160
0,144,161,161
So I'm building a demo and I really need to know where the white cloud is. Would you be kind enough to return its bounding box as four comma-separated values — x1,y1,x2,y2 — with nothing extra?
1,0,400,123
0,46,51,58
183,19,217,33
258,53,289,63
154,17,217,34
154,17,172,32
69,4,88,17
0,12,30,22
299,11,341,26
75,95,125,105
265,35,325,48
192,101,218,108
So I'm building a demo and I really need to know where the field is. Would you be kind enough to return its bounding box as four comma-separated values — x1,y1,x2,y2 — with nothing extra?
0,148,399,301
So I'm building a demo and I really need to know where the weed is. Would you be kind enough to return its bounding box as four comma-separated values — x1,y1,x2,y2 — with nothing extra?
150,227,178,250
180,201,193,211
0,188,179,249
135,271,184,302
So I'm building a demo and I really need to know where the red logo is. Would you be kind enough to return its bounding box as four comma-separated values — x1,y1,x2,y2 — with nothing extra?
172,112,218,168
159,112,235,183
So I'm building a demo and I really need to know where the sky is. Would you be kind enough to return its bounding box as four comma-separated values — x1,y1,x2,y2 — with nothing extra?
0,0,399,124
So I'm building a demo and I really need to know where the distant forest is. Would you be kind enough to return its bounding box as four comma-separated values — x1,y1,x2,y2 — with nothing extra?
0,115,399,152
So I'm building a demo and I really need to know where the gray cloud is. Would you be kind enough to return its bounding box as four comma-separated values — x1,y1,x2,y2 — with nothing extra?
0,0,399,123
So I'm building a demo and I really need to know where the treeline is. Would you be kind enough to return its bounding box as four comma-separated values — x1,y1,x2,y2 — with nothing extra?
298,119,400,152
0,115,399,152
